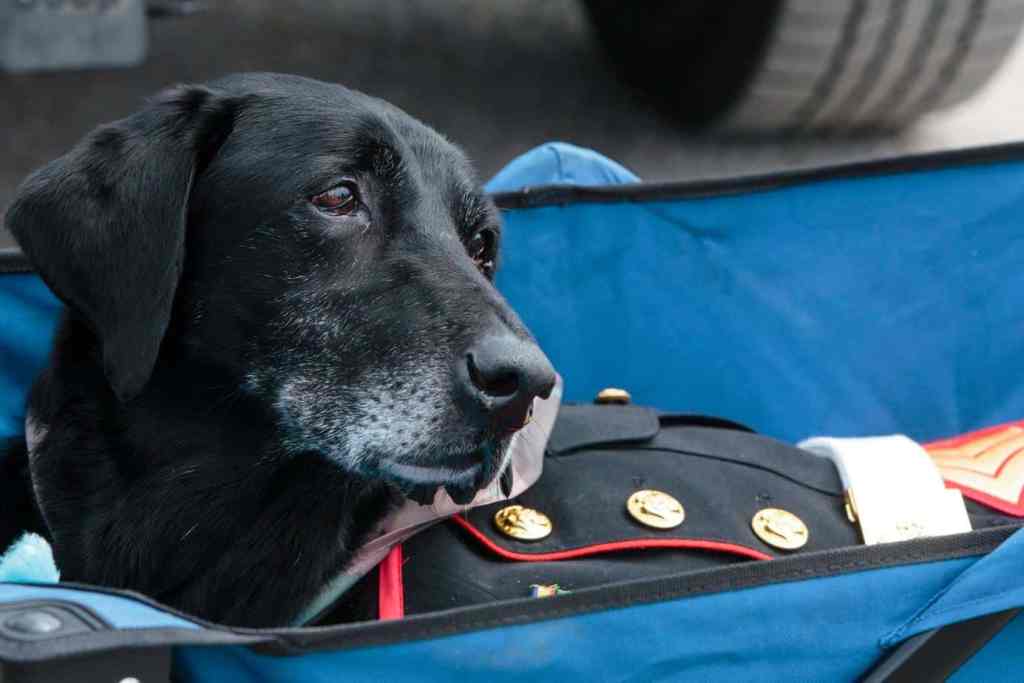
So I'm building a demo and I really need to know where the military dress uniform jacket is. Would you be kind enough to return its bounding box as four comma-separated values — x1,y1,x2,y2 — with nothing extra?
321,398,1023,621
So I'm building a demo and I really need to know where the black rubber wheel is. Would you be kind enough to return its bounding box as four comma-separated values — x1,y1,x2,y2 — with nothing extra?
585,0,1024,133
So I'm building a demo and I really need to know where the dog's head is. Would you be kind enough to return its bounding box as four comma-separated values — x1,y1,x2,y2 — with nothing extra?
6,73,554,502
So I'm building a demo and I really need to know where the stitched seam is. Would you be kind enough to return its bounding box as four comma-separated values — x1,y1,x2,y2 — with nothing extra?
923,591,1024,620
882,589,1024,648
881,564,977,645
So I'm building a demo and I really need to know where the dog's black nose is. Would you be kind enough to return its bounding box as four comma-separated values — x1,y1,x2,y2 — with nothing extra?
465,336,556,431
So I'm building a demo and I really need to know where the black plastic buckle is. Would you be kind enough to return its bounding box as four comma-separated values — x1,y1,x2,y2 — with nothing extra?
0,600,170,683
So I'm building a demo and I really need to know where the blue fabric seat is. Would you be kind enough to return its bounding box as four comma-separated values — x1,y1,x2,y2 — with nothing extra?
492,144,1024,444
2,142,1023,681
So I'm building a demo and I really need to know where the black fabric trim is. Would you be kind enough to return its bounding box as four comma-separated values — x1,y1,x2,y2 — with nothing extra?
2,645,172,683
0,625,258,664
0,585,265,662
489,141,1024,210
253,524,1019,654
1,527,1017,658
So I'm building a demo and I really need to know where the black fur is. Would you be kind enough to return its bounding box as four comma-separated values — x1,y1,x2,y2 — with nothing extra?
0,438,47,551
3,73,554,627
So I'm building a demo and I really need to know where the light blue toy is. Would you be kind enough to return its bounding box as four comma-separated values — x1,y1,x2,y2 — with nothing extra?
0,532,58,584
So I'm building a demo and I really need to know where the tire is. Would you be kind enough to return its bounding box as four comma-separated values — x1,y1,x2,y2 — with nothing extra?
585,0,1024,132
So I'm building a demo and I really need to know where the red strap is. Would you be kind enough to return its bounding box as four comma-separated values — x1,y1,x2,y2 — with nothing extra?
451,514,772,561
377,544,405,620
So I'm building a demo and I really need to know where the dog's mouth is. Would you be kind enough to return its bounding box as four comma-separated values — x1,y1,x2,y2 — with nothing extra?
381,436,514,506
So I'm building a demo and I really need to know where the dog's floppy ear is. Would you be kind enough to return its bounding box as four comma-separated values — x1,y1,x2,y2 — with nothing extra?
5,85,239,401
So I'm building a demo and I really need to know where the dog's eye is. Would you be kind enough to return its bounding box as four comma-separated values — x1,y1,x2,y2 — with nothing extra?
311,183,359,215
468,228,497,276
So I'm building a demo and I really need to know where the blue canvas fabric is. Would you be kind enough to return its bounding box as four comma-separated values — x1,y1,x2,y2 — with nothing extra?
2,143,1024,680
0,274,60,439
881,528,1024,646
485,142,640,192
171,540,1024,682
494,155,1024,444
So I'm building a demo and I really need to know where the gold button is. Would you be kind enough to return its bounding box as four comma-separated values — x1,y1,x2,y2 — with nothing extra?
595,387,631,405
494,505,552,541
627,489,685,529
751,508,809,551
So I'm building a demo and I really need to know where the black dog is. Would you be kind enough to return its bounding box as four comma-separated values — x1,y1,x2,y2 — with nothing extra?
3,73,555,627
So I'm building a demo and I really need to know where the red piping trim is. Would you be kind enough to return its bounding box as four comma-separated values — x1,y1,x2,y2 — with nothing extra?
925,420,1024,450
377,544,405,620
450,514,772,562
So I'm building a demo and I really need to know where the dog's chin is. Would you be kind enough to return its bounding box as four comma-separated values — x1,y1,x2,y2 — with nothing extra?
383,437,514,506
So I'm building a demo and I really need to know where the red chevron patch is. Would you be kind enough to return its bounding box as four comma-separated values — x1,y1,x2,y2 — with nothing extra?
925,421,1024,517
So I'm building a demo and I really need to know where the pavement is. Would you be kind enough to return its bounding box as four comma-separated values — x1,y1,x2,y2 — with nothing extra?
2,0,1023,249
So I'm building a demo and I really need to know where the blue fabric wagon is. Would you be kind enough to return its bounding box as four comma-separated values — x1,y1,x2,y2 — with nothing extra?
2,141,1023,681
